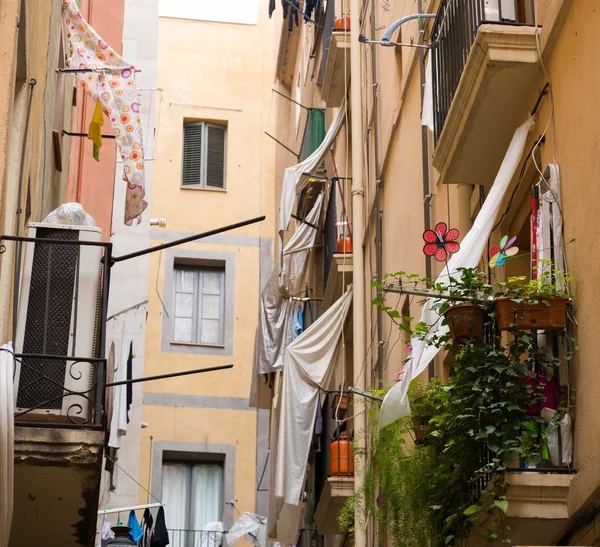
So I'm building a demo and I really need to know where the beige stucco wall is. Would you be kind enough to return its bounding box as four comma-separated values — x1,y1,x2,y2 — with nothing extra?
0,0,73,344
269,0,600,542
139,1,276,528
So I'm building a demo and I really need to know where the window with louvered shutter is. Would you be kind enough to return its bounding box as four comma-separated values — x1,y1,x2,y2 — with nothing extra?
205,125,226,189
181,122,227,189
182,123,203,186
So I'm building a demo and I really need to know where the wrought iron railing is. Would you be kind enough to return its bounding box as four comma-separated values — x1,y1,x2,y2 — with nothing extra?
167,529,227,547
12,353,106,425
430,0,536,142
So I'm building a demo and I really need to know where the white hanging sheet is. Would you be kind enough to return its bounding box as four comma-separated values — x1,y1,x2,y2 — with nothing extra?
226,512,266,547
0,343,14,547
279,107,345,236
379,117,535,430
422,56,434,132
253,195,324,379
267,373,302,544
274,288,352,507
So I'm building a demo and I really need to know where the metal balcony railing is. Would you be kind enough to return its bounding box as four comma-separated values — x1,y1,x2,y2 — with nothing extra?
431,0,536,142
167,529,228,547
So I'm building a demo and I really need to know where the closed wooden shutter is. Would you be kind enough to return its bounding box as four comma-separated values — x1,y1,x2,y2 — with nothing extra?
182,123,204,186
205,124,226,189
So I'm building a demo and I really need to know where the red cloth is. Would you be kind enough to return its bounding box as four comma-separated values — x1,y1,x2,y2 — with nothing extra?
524,375,558,416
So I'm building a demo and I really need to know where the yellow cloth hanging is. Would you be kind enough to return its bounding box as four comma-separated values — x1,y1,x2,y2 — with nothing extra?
87,99,104,161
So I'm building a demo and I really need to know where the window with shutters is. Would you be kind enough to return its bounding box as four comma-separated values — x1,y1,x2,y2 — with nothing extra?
181,122,227,190
172,265,226,346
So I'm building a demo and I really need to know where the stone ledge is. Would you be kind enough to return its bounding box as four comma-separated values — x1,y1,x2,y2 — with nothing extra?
506,472,575,519
314,476,355,535
14,425,105,466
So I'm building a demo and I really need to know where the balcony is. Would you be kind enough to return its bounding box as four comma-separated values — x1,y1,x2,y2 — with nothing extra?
313,393,355,536
431,0,541,186
2,226,111,547
323,181,353,306
321,32,351,107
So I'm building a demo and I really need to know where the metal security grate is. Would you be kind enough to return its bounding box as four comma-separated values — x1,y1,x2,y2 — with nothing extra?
17,228,78,409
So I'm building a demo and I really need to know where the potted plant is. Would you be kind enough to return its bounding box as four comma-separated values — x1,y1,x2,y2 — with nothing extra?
407,380,435,442
494,264,571,331
432,268,491,342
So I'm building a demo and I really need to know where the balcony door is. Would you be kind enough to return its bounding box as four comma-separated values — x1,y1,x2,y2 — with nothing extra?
162,461,224,547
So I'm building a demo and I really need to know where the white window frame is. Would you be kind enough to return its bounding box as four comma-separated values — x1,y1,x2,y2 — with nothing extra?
172,265,226,346
181,122,227,190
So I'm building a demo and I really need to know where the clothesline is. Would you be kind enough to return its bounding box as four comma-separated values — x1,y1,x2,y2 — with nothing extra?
98,502,163,516
104,452,162,505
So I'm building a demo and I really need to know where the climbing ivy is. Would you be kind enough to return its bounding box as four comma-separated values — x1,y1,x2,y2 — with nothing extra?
340,269,576,547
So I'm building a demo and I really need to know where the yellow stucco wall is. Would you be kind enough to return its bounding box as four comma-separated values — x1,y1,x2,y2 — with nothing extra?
139,2,275,529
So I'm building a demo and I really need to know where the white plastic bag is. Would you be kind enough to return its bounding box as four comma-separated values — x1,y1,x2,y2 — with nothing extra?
42,202,96,226
200,521,223,547
226,513,267,547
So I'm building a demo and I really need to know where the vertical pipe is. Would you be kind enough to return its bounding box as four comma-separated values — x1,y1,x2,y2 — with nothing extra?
350,2,366,547
532,185,538,280
417,0,434,379
418,1,432,284
12,78,37,344
371,0,383,386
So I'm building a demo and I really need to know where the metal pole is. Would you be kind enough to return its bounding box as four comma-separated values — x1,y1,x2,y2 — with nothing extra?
417,0,434,379
110,216,266,264
105,364,234,387
384,285,489,304
12,78,37,344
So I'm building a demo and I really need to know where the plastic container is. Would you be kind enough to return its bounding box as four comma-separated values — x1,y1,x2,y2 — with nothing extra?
330,432,354,476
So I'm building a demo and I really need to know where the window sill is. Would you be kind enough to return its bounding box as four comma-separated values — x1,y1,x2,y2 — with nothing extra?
170,341,225,349
180,186,227,193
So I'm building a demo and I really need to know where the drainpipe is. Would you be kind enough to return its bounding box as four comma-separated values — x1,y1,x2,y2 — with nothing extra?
417,1,435,381
418,0,432,285
350,3,366,547
371,0,384,387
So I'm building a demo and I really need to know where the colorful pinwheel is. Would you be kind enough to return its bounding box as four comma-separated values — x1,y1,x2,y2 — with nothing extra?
489,235,519,268
423,222,460,262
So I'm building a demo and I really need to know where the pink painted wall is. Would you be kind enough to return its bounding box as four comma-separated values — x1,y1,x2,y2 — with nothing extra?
67,0,125,240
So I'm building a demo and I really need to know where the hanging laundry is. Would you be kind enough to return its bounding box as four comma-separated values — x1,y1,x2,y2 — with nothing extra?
127,510,144,543
126,342,133,424
282,0,300,31
62,0,148,225
303,0,317,20
109,326,130,449
141,508,154,547
88,99,104,161
150,507,170,547
100,514,114,547
291,303,304,340
314,398,323,436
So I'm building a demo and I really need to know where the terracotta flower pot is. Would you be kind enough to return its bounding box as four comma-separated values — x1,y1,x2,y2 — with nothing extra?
494,296,568,331
444,303,485,342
